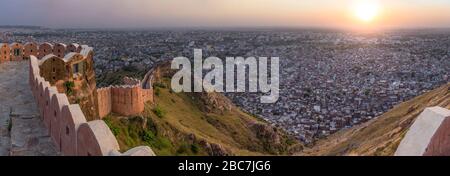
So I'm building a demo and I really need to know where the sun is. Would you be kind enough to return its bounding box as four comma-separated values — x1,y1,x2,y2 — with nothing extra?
354,1,380,22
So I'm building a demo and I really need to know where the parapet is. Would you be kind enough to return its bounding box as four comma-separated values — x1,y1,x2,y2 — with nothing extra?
0,42,93,64
29,54,155,156
0,42,156,156
395,107,450,156
96,76,154,118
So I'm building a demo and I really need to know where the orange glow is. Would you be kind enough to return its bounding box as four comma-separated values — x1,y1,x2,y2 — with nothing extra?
354,0,380,22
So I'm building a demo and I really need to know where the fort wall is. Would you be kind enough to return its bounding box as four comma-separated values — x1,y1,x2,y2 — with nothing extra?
2,41,158,156
1,42,154,119
395,107,450,156
97,87,112,118
96,77,154,118
28,52,154,156
0,42,84,63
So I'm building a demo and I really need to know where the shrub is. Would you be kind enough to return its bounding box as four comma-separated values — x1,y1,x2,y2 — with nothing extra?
141,130,155,143
156,137,172,149
153,106,165,118
155,88,161,96
64,81,75,95
104,118,120,136
191,143,200,154
177,143,190,154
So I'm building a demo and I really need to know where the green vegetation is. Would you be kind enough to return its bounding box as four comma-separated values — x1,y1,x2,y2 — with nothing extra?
104,117,120,136
103,76,300,156
64,81,75,95
103,115,206,156
146,78,298,155
154,88,161,96
152,105,165,118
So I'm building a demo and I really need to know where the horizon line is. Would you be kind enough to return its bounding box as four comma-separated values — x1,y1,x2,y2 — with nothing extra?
2,24,450,32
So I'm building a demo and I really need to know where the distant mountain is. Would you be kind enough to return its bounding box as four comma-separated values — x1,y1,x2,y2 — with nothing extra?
298,83,450,156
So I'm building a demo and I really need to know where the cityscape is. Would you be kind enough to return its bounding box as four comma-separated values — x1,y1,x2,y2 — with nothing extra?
2,26,448,144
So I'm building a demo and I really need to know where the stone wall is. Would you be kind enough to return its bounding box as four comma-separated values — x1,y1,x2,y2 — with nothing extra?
0,42,83,63
29,55,155,156
96,77,154,118
97,87,112,118
395,107,450,156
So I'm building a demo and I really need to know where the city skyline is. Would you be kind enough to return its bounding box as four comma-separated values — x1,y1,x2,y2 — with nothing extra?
1,0,450,29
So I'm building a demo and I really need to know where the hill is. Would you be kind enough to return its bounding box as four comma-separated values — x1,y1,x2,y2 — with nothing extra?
298,83,450,156
101,68,301,156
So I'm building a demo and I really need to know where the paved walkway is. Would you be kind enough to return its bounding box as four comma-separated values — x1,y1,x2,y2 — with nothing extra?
0,61,58,156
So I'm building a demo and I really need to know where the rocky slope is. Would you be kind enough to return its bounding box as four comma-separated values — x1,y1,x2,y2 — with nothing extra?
102,64,301,156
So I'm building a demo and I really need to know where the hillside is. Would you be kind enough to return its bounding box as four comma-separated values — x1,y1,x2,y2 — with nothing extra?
298,83,450,156
103,76,301,156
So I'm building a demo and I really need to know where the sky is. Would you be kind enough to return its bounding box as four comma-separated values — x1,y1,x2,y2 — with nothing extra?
1,0,450,29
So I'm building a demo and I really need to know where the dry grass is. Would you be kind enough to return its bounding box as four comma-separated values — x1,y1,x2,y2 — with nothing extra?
299,83,450,156
105,78,298,156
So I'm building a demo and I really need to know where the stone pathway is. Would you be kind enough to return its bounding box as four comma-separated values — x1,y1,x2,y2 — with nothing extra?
0,61,58,156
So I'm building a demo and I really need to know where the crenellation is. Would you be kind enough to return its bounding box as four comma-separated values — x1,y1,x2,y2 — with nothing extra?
50,93,70,151
27,55,154,156
24,42,38,60
53,43,67,58
97,74,154,118
67,43,81,53
76,120,120,156
9,42,23,61
60,104,87,156
38,42,53,59
43,86,58,130
0,43,10,63
0,43,155,156
0,42,92,62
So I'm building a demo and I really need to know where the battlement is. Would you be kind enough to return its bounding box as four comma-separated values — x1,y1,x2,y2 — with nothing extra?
0,42,86,63
29,56,155,156
97,76,154,118
0,42,155,156
0,42,156,119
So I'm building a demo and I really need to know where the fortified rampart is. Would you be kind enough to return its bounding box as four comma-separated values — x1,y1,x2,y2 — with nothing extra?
0,42,83,63
1,41,157,119
1,42,100,120
29,55,154,156
97,77,154,118
0,41,154,156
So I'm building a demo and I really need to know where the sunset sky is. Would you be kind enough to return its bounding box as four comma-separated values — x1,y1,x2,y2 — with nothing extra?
1,0,450,29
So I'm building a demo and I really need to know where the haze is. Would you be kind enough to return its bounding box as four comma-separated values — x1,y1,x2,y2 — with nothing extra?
1,0,450,29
